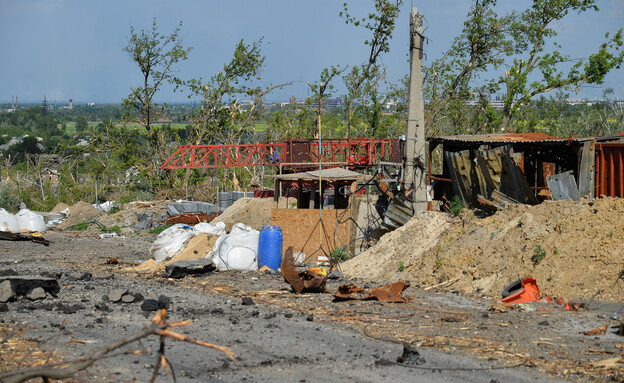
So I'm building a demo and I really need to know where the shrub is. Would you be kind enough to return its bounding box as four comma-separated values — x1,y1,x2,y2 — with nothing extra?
0,187,22,213
532,245,546,265
449,196,465,216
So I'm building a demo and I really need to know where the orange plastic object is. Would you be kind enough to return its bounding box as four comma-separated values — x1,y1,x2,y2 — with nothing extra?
308,267,327,276
501,277,541,304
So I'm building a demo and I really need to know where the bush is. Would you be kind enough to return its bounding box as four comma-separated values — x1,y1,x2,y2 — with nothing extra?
0,187,22,213
449,195,465,216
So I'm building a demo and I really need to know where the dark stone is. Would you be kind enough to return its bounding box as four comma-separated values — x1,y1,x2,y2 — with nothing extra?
141,299,159,312
77,272,93,281
0,276,60,298
396,344,425,366
306,314,314,322
327,269,343,280
56,303,84,314
0,303,8,312
0,269,18,277
133,293,144,302
157,295,171,310
165,259,215,279
211,308,225,315
95,302,110,312
241,296,255,306
538,320,550,326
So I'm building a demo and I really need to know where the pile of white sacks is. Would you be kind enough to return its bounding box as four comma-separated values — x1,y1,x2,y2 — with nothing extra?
150,222,260,272
0,208,47,234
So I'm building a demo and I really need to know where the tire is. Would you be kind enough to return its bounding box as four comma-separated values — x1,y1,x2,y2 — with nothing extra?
501,278,524,298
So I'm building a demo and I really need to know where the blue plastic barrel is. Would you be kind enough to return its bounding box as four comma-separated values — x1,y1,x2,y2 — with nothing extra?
258,226,283,270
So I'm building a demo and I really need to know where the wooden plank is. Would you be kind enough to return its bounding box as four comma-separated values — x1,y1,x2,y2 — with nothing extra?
271,208,351,264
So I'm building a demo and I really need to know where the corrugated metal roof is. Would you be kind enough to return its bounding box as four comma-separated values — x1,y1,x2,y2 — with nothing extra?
269,167,367,182
431,133,577,144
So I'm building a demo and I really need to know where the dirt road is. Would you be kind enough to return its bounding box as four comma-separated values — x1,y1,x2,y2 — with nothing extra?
0,231,621,382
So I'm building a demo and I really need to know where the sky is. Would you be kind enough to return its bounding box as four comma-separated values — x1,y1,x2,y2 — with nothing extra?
1,0,623,105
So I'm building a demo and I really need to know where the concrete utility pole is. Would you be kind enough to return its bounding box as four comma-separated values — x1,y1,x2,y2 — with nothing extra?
402,7,427,214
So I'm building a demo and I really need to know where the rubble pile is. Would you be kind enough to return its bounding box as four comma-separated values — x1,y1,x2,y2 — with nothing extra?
343,198,624,302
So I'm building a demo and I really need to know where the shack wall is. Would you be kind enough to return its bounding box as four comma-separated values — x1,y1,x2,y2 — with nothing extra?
271,208,352,263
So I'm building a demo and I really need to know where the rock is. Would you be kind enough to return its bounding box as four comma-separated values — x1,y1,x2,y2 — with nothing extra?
157,295,171,310
396,344,425,365
0,276,60,298
306,314,314,322
121,293,135,303
26,287,46,301
241,296,255,306
141,299,159,312
165,258,215,279
0,280,16,303
0,303,7,312
77,272,93,281
108,289,126,302
327,269,343,280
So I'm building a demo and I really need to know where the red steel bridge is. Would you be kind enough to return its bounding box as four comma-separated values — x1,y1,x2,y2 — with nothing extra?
160,138,402,170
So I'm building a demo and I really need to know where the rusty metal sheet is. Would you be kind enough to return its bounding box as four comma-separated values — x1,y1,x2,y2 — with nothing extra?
281,247,327,294
547,171,580,201
166,213,217,225
595,143,624,198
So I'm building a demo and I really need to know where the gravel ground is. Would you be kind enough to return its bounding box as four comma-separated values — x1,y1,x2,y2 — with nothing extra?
0,231,622,382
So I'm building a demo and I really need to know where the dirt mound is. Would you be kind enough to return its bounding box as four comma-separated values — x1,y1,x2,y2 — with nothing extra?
51,202,70,212
211,198,274,231
343,198,624,302
56,201,105,230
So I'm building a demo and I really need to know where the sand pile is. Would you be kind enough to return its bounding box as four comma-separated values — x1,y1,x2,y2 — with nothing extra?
211,198,274,231
56,201,105,230
342,198,624,302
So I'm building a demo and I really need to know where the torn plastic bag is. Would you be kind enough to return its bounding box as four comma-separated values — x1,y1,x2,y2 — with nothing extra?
0,209,19,233
16,209,46,233
211,223,259,271
150,224,195,263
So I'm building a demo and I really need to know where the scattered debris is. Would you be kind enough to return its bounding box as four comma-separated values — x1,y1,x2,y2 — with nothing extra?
397,344,425,366
0,231,50,246
165,258,215,279
334,282,412,303
0,276,59,302
501,277,541,305
281,247,327,294
583,324,608,336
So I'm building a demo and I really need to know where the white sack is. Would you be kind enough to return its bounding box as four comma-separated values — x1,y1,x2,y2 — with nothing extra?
16,209,46,233
150,224,195,263
212,223,259,271
0,209,19,233
194,221,226,236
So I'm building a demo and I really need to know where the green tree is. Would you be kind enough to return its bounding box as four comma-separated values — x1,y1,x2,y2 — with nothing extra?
306,66,346,139
122,18,191,141
428,0,624,133
75,115,88,132
340,0,403,138
499,0,624,129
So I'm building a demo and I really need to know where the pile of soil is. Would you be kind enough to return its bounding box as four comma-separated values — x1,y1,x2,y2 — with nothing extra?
211,197,275,231
342,198,624,302
55,201,104,230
